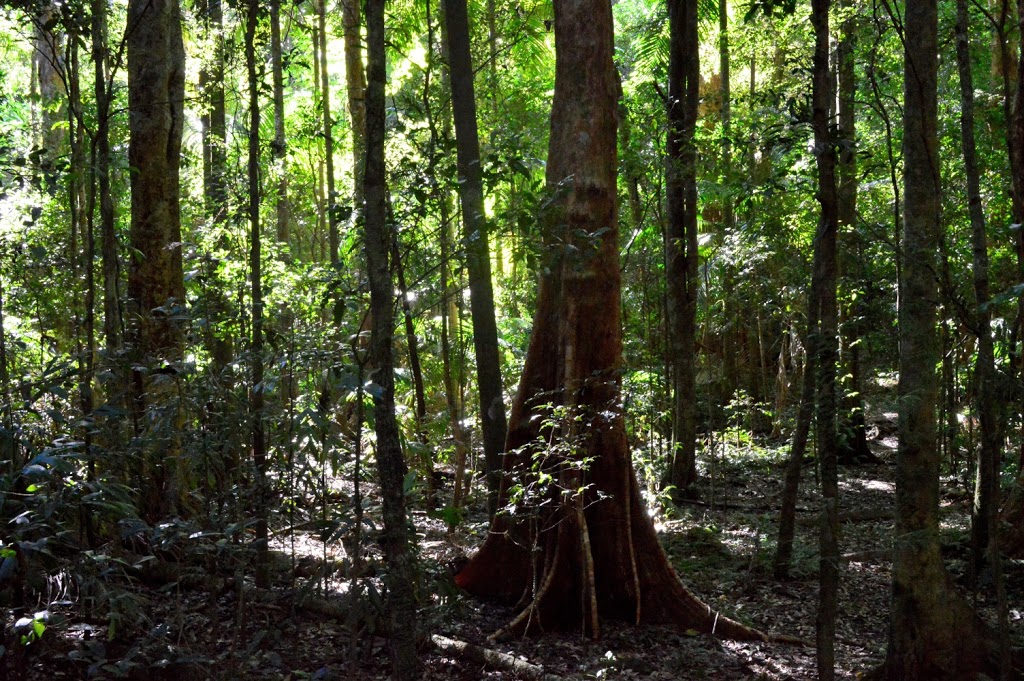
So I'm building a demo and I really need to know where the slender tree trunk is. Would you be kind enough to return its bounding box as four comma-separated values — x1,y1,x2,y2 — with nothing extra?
0,274,13,474
341,0,366,218
836,5,871,465
244,0,270,588
720,0,732,234
959,0,1000,567
391,226,433,501
956,1,1011,673
270,0,291,247
773,248,821,579
442,212,471,518
93,0,120,352
810,0,840,673
319,0,339,264
311,24,327,261
441,0,508,517
365,0,419,674
68,36,97,544
665,0,700,497
200,0,226,226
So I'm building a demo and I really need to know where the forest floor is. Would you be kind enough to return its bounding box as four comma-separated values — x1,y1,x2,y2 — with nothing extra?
7,410,1023,680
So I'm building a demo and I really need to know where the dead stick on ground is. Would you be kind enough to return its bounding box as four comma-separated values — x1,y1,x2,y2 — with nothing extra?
430,634,563,680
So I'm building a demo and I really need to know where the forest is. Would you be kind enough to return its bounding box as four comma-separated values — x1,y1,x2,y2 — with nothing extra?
0,0,1022,676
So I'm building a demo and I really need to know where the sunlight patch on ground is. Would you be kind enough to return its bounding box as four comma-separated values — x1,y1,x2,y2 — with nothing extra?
838,479,894,493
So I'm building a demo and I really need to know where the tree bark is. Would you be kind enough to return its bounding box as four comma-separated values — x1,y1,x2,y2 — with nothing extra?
93,0,121,352
199,0,226,226
957,1,1012,673
365,0,419,674
836,5,871,465
126,0,187,519
456,0,764,642
719,0,733,234
955,0,1001,578
270,0,291,247
441,0,509,517
341,0,366,219
319,0,339,264
1000,0,1024,559
810,0,840,674
873,0,990,675
32,8,65,179
244,0,270,589
665,0,700,497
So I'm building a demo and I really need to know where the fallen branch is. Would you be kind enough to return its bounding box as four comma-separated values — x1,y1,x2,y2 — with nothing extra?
430,634,563,680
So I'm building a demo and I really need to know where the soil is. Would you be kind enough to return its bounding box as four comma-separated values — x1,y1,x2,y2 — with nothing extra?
5,419,1022,680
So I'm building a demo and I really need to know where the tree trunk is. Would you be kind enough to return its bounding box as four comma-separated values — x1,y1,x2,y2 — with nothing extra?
954,0,1001,578
68,34,98,544
873,0,990,675
719,0,732,234
244,0,270,589
456,0,764,642
319,0,339,264
341,0,366,218
92,0,120,352
311,24,327,261
126,0,187,520
199,0,227,226
957,1,1012,673
665,0,700,498
441,209,471,518
836,5,871,466
440,0,509,517
391,226,433,502
270,0,291,247
810,0,840,674
365,0,419,674
1000,0,1024,559
32,9,65,181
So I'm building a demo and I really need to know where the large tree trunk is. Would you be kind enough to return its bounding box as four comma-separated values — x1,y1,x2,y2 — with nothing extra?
365,0,419,675
126,0,187,520
1000,0,1024,559
664,0,699,497
873,0,991,675
441,0,508,517
456,0,763,642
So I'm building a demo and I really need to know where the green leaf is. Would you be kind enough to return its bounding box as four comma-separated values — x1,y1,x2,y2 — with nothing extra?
403,471,417,495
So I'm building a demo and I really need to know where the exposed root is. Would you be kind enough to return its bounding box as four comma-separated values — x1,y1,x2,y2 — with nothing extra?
576,497,600,638
491,530,563,640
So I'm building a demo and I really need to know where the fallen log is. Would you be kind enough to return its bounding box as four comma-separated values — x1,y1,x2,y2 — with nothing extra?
429,634,563,680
